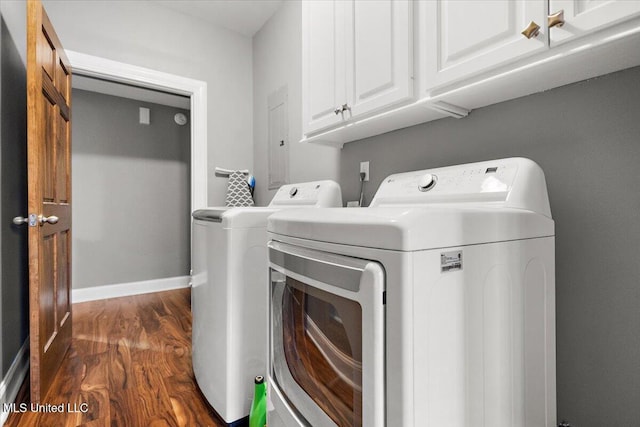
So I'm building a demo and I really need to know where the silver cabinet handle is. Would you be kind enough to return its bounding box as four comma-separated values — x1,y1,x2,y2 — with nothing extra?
39,215,59,225
334,104,352,115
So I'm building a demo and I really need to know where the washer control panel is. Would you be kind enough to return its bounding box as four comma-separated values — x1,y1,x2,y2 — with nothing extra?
371,159,521,207
369,158,550,217
269,180,342,208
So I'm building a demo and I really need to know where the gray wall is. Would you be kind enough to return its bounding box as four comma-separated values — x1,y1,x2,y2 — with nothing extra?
0,2,29,379
340,66,640,426
43,0,253,206
252,0,340,205
72,89,190,289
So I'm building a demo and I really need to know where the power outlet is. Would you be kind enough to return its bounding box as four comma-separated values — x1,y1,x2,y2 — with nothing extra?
360,161,370,181
139,107,150,125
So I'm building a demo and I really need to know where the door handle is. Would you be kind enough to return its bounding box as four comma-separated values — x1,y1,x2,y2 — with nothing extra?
13,214,58,226
39,215,59,225
13,216,29,225
13,214,38,227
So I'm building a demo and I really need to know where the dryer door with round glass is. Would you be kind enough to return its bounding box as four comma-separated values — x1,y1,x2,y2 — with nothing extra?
268,242,385,427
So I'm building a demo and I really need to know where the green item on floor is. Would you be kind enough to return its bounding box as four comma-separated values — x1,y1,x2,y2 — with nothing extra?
249,375,267,427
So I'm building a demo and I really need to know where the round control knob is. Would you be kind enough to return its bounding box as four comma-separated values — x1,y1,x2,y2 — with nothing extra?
289,187,298,197
418,174,437,192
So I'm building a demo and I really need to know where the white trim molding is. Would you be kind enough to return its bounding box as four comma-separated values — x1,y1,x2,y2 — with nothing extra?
0,339,29,426
72,276,191,304
65,50,208,211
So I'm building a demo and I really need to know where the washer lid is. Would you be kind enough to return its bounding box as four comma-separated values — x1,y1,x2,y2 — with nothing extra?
193,207,280,228
192,208,229,222
269,158,554,250
267,206,554,251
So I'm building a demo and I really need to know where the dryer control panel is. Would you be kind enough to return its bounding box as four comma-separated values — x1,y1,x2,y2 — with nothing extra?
370,158,551,217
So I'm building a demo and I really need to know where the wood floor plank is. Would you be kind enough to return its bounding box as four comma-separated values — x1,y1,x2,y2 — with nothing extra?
166,376,222,427
5,288,226,427
107,339,134,390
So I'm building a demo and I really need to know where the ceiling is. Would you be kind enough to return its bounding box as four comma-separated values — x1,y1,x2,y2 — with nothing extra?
72,1,284,106
152,0,284,37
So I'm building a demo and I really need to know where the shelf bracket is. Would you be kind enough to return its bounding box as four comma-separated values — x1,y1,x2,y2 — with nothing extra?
429,101,471,119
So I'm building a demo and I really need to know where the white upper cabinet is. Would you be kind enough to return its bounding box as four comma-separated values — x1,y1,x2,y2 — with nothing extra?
302,0,347,134
419,0,548,93
549,0,640,46
345,0,413,118
303,0,413,135
301,0,640,146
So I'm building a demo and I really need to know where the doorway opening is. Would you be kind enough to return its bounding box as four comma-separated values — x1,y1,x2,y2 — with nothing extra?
67,51,207,302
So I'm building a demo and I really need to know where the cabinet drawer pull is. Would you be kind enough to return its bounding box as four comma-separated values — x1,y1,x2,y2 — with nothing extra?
521,21,541,39
548,10,565,28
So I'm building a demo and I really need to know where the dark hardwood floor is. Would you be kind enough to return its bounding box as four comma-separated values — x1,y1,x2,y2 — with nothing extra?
6,288,226,427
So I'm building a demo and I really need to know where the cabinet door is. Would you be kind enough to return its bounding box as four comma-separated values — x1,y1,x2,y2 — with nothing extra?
420,0,547,93
302,0,347,135
549,0,640,46
345,0,413,118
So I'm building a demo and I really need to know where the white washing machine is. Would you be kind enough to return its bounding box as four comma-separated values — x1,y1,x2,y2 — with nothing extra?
191,181,342,426
266,158,556,427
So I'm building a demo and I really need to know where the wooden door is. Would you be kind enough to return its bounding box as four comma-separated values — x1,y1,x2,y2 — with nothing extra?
345,0,413,118
27,0,72,403
549,0,640,46
419,0,547,93
302,0,347,135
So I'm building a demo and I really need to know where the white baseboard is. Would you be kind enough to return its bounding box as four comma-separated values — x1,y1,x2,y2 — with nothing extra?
0,339,29,426
72,275,191,303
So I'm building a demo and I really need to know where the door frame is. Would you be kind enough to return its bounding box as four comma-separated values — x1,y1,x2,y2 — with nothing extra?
65,50,208,211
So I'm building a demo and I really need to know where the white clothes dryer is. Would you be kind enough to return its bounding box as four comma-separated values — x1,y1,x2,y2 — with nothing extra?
192,181,342,426
266,158,556,427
